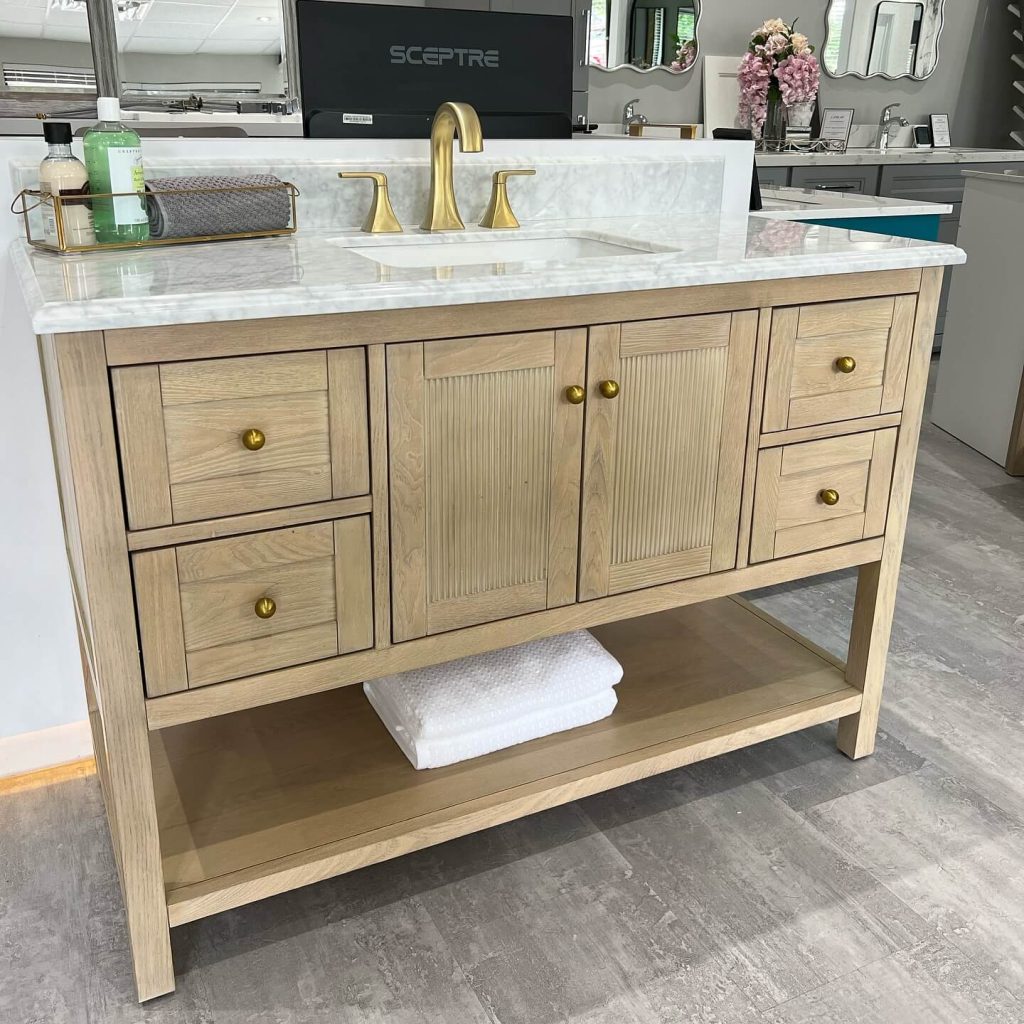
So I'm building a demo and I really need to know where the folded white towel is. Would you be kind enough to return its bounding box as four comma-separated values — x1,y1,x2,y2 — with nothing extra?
362,629,624,770
366,685,618,770
363,629,623,741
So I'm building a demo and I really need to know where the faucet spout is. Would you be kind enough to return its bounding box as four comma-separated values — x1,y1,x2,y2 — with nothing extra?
422,101,484,232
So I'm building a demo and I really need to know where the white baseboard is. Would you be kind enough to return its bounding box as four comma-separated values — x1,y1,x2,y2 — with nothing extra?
0,720,93,779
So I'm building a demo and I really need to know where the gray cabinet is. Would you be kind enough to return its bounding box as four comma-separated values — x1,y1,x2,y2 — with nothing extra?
757,166,791,187
790,165,882,194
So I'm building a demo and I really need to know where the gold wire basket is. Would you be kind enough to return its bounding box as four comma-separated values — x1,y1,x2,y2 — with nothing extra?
12,180,299,255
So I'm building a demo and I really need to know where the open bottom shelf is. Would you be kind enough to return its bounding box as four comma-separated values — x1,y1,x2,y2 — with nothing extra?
152,597,861,926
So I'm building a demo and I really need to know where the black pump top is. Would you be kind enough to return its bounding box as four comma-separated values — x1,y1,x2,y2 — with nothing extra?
43,121,73,146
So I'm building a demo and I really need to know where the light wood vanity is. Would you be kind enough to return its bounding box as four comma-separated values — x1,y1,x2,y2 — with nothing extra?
39,264,940,1000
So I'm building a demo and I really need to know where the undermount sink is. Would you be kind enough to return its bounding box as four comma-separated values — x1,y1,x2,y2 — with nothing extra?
344,232,655,269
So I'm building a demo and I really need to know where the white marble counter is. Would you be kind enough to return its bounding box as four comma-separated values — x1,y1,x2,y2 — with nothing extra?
756,147,1024,168
12,215,965,334
755,187,952,221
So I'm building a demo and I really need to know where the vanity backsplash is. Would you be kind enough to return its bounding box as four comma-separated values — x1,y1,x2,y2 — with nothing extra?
12,139,753,233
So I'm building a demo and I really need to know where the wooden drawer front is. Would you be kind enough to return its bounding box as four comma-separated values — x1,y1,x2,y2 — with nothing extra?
763,296,916,432
133,518,373,693
114,350,369,529
750,430,897,563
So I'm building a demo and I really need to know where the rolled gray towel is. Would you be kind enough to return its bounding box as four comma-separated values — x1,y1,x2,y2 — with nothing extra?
145,174,292,240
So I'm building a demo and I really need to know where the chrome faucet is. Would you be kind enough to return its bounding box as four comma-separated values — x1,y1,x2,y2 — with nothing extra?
421,101,484,232
876,103,910,153
622,98,649,135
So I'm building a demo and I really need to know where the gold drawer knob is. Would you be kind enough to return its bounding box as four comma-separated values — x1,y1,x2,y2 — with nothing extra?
565,385,586,405
598,379,620,399
242,428,266,451
834,356,857,374
254,596,276,619
818,488,841,506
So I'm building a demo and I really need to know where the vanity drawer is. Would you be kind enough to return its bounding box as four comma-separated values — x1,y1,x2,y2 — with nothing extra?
132,517,373,693
750,429,897,563
762,295,916,432
113,350,369,529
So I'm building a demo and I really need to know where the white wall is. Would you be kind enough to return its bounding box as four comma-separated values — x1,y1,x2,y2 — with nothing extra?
586,0,1015,148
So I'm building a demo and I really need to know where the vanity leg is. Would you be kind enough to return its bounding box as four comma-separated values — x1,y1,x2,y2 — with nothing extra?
837,267,942,760
43,332,175,1000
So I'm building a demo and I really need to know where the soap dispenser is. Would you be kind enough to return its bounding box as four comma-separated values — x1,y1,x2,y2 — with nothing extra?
83,97,149,243
38,121,94,247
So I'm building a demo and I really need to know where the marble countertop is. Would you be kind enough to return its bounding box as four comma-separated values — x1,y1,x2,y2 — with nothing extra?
755,187,953,221
962,169,1024,185
756,147,1024,168
12,215,965,334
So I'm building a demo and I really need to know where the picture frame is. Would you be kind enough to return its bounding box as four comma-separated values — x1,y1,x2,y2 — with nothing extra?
819,108,855,148
930,113,952,148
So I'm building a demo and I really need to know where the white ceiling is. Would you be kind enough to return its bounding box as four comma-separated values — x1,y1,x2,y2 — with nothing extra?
0,0,283,56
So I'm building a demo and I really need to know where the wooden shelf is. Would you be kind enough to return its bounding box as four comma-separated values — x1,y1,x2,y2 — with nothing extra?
152,598,861,927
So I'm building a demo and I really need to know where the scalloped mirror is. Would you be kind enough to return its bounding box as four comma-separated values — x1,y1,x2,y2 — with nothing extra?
588,0,701,74
823,0,944,80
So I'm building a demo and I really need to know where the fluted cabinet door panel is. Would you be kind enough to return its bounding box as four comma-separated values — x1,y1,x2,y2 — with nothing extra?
580,312,757,600
387,331,586,642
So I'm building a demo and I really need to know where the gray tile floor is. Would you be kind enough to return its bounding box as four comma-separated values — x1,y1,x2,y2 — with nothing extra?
3,361,1023,1024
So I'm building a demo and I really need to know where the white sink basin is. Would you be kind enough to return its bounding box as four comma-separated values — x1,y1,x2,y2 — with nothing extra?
345,233,654,269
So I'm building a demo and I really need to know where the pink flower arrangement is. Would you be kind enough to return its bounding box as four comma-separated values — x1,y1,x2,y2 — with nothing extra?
671,39,697,73
776,53,820,105
737,19,819,137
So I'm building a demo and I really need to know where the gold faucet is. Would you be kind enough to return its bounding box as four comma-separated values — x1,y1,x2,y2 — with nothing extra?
422,101,483,232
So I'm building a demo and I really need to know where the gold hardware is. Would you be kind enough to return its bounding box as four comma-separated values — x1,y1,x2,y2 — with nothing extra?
422,101,484,232
834,355,857,374
598,379,620,399
241,428,266,451
479,169,536,229
338,171,403,234
819,488,840,506
565,385,586,405
12,183,299,255
254,596,276,619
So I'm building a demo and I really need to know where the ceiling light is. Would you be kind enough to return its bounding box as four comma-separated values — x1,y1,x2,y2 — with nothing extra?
257,16,273,23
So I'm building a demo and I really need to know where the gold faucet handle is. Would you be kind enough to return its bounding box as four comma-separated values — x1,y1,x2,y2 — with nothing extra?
338,171,403,234
480,168,536,230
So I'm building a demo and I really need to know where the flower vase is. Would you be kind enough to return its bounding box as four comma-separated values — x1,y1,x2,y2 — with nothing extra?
763,80,786,147
786,100,814,138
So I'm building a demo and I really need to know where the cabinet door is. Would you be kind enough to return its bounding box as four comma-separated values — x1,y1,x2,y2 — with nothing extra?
579,311,758,599
387,330,586,642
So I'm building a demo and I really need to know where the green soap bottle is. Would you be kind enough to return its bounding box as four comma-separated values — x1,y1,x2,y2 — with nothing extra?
84,96,149,244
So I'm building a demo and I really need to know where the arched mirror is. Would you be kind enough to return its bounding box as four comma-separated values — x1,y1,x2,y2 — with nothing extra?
823,0,944,80
588,0,700,73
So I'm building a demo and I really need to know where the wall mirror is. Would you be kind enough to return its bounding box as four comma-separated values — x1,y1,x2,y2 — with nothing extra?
823,0,944,80
588,0,700,73
0,0,298,118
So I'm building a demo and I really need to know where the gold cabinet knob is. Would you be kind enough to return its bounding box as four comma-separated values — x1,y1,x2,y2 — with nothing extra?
241,428,266,451
834,356,857,374
254,596,276,619
598,379,620,399
565,385,586,405
818,488,840,506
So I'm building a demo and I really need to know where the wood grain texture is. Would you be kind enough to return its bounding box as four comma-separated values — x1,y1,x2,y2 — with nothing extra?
711,310,758,572
43,331,174,1000
880,294,917,414
750,447,783,564
126,496,372,551
145,538,885,729
328,348,370,499
618,312,731,354
111,366,172,530
838,268,943,759
386,343,427,642
797,296,895,338
758,412,902,449
334,516,374,655
132,548,188,697
367,345,392,649
151,598,861,924
423,331,555,378
159,351,326,405
735,308,773,570
762,306,799,432
104,269,924,365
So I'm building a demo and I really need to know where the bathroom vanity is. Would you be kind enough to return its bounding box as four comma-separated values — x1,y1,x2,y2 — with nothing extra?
10,139,963,1001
